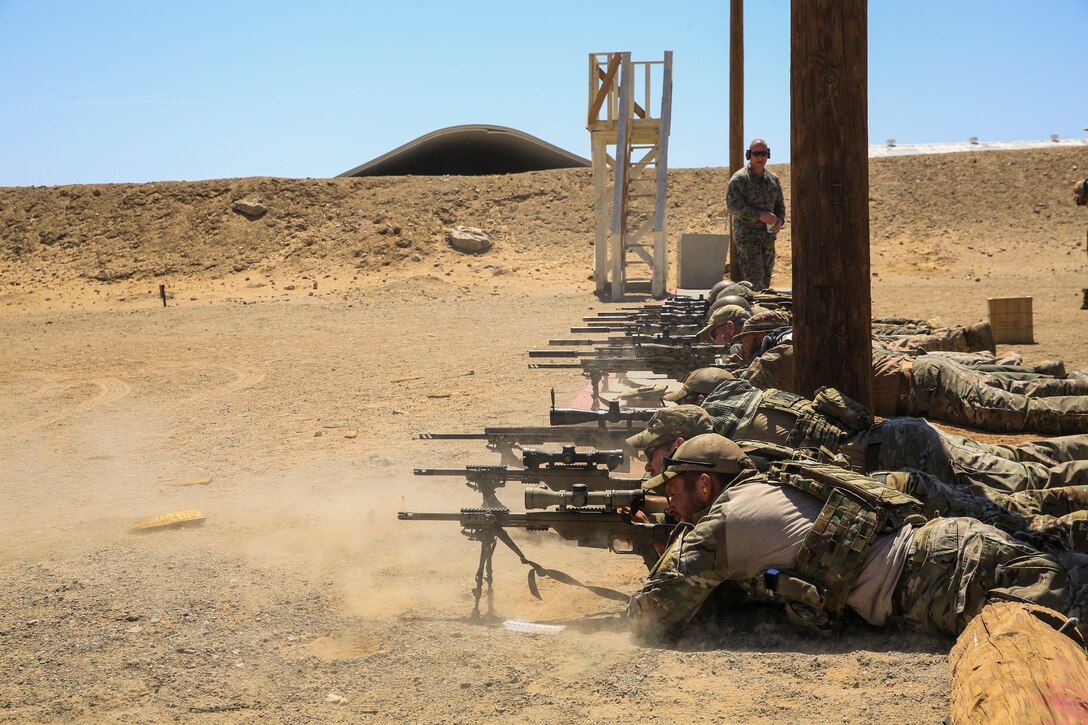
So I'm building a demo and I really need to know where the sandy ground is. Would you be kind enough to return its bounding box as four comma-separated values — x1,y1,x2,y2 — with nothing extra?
1,147,1086,723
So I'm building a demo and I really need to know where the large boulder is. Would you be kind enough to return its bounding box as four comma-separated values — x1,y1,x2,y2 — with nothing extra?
231,199,268,219
446,225,491,254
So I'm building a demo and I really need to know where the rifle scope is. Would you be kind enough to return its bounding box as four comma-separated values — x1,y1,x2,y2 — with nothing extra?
522,445,624,470
524,483,644,511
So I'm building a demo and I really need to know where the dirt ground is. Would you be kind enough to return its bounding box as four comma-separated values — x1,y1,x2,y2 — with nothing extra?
1,147,1086,723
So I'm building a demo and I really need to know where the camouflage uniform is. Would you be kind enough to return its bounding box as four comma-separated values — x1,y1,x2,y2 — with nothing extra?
875,469,1088,551
874,416,1088,493
726,165,785,290
976,371,1088,397
730,438,1088,549
893,517,1088,638
744,343,1010,398
918,350,1028,367
907,355,1088,434
871,317,935,336
742,343,1088,435
873,321,994,355
628,472,1088,641
701,377,1088,493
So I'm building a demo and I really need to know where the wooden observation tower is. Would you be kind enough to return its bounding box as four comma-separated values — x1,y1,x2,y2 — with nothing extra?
587,51,673,300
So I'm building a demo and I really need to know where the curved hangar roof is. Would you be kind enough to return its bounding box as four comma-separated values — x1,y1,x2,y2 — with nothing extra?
338,124,590,177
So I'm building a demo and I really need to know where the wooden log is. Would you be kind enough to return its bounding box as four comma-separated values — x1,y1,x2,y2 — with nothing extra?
949,602,1088,724
789,0,873,406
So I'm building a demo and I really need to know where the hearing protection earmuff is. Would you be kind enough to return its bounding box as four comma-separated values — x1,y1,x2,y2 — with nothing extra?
745,148,771,161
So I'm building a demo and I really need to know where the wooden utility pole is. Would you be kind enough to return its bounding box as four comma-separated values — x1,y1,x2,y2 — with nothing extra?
790,0,872,406
727,0,744,281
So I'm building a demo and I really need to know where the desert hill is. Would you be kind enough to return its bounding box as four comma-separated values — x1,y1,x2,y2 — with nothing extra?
1,147,1084,303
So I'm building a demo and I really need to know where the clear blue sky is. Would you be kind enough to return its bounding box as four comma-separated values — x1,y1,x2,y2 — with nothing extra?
1,0,1085,186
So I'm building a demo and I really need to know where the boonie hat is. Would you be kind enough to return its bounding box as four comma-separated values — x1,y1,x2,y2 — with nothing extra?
625,405,714,449
642,433,755,491
662,367,735,403
732,309,791,340
696,304,752,342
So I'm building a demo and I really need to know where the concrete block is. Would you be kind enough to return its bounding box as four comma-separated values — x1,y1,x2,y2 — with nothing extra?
676,233,728,289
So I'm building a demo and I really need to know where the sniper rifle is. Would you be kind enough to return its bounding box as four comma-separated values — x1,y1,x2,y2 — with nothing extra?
398,484,672,620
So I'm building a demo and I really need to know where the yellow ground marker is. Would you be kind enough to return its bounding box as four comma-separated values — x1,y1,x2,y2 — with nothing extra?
168,476,212,486
129,509,206,531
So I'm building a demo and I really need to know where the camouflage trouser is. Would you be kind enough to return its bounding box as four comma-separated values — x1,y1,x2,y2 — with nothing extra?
908,356,1088,434
872,318,934,336
732,225,776,290
974,359,1066,372
875,417,1088,493
929,351,1024,367
875,327,971,354
880,469,1088,552
894,517,1087,637
983,373,1088,397
1006,434,1088,466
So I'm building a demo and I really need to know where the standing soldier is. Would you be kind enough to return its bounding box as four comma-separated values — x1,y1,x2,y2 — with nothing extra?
727,138,785,290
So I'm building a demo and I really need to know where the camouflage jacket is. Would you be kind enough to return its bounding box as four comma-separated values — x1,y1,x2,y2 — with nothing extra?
627,467,919,641
627,470,763,642
741,341,794,391
701,377,866,454
726,165,786,230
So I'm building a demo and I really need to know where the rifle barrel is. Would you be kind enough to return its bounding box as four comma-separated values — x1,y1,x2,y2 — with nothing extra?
570,326,629,333
548,339,604,346
418,426,643,444
397,511,466,521
416,432,488,440
527,349,584,358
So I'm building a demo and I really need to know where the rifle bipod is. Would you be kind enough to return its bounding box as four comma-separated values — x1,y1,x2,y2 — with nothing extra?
469,527,499,622
462,513,631,622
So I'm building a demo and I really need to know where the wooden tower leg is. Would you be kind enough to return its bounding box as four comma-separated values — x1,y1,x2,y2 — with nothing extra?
610,53,633,301
651,51,673,299
591,135,609,295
